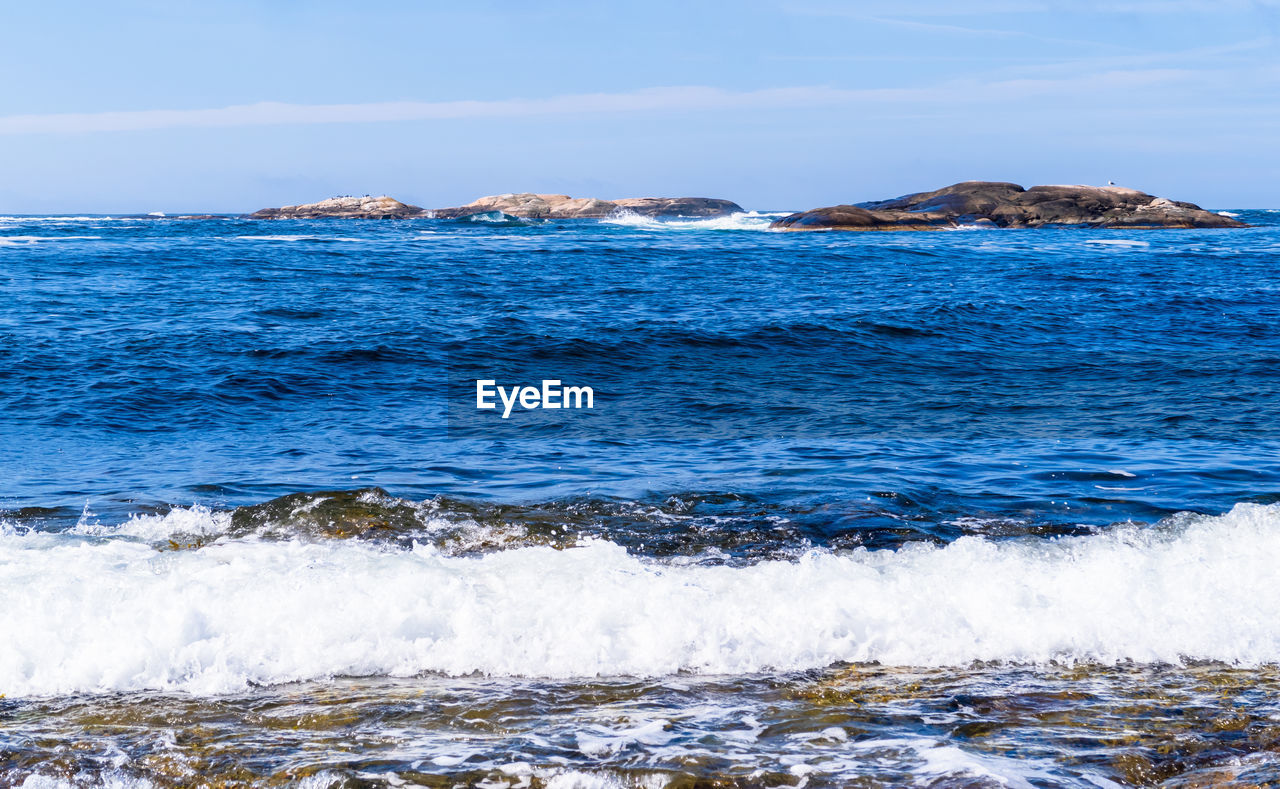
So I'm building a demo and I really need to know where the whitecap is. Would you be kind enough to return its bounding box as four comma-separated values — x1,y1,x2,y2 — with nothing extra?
600,210,788,231
0,235,102,246
0,216,147,223
4,503,1280,696
230,235,373,242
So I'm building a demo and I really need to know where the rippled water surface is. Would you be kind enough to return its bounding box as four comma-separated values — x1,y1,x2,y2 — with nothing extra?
2,210,1280,787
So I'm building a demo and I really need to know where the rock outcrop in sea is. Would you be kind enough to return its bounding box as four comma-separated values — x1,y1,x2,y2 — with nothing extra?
248,193,744,220
771,182,1245,230
247,196,427,219
431,193,744,219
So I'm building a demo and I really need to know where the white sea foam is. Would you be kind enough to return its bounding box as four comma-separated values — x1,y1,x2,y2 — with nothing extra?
600,211,787,231
1217,211,1240,217
72,505,232,541
0,235,102,246
869,737,1102,789
4,503,1280,697
231,234,373,242
19,775,156,789
0,216,141,223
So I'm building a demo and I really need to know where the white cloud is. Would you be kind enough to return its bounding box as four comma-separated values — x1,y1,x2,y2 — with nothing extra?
0,72,1217,136
0,87,837,134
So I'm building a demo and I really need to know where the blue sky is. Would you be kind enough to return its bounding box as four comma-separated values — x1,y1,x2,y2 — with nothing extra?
1,0,1276,212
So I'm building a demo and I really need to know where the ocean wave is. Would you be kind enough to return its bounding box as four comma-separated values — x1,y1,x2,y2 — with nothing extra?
64,488,807,558
3,502,1280,696
0,216,144,223
600,210,787,231
17,775,157,789
1083,239,1150,247
0,235,102,246
230,234,375,242
445,211,543,225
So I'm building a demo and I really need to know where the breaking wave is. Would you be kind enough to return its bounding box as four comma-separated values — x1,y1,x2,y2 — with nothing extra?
230,234,376,242
3,502,1280,696
0,235,102,246
600,210,787,231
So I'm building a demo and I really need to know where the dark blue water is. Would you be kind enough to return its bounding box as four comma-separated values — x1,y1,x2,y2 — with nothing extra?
3,212,1280,540
7,210,1280,788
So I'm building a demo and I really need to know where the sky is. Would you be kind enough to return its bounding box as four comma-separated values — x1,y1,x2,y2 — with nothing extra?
1,0,1277,212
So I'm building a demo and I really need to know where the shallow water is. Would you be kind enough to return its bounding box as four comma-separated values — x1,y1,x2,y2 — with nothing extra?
2,210,1279,786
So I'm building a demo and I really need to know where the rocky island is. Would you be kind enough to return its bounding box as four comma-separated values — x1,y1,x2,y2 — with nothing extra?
772,182,1244,231
247,193,743,220
247,195,427,219
432,193,743,219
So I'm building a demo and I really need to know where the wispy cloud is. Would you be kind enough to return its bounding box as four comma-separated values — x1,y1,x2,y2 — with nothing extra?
781,3,1135,50
0,71,1213,136
786,0,1280,16
996,37,1275,78
859,14,1136,51
0,87,844,134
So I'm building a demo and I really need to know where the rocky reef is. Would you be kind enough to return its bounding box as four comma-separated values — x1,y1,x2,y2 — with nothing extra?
772,182,1245,231
431,193,743,219
247,195,427,219
248,193,743,220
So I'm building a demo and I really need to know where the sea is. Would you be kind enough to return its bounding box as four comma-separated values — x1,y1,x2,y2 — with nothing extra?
2,207,1280,787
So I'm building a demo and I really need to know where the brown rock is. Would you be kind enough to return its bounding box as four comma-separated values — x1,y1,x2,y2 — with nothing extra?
431,193,616,219
433,193,744,220
248,195,426,219
766,204,942,231
610,197,745,218
772,181,1246,231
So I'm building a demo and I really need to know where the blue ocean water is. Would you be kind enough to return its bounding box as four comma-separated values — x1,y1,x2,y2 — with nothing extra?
4,211,1279,534
4,209,1280,787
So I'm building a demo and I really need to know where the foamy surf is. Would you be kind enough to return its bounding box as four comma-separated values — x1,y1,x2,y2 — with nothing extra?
0,216,144,222
230,234,376,242
4,502,1280,697
600,210,787,231
0,235,103,246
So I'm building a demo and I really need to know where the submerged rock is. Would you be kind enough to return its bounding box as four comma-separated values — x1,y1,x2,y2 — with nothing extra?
247,195,427,219
433,193,743,219
227,488,427,539
218,488,568,553
772,181,1246,230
